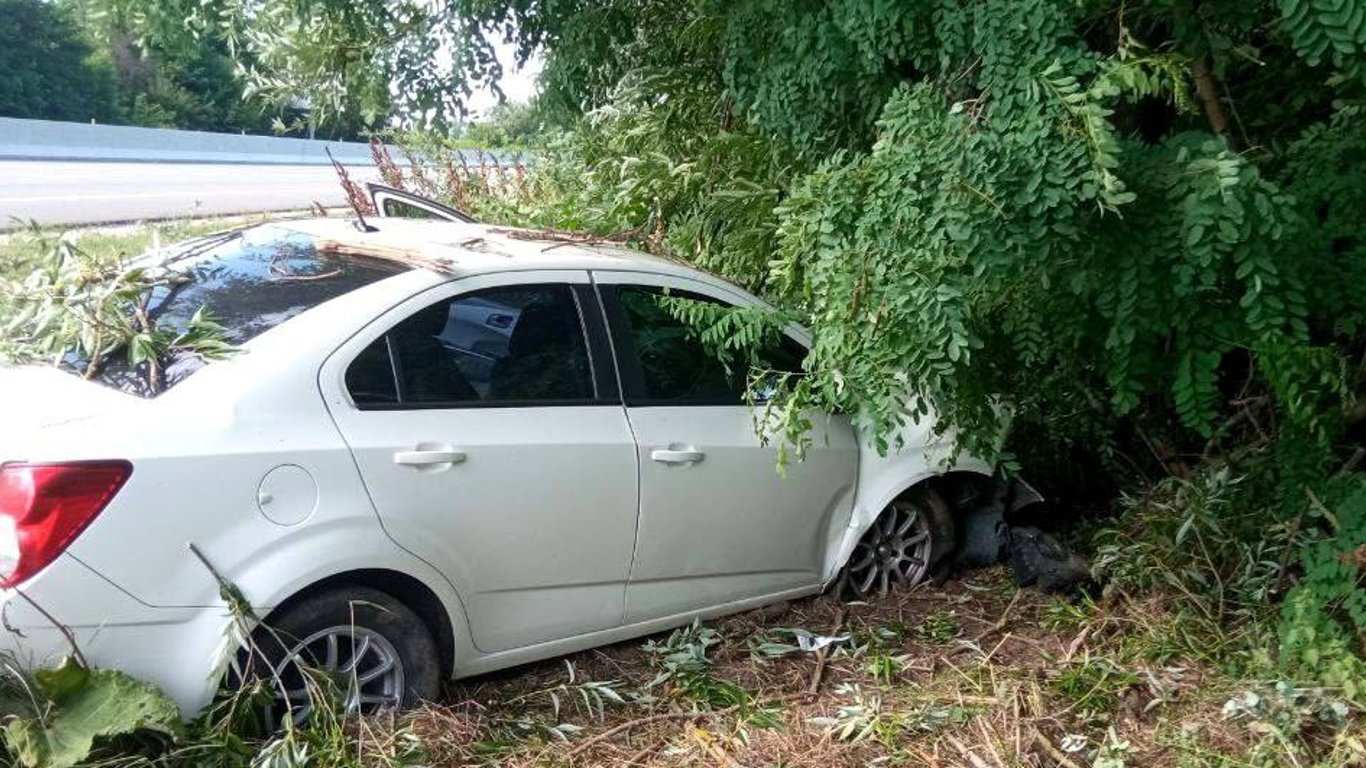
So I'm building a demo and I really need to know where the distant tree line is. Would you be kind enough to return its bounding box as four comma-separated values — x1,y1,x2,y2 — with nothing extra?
0,0,374,138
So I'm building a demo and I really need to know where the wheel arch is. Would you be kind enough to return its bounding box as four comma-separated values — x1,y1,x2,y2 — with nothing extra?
827,457,1043,584
262,568,457,679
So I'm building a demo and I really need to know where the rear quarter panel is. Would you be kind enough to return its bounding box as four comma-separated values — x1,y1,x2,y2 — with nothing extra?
36,274,468,626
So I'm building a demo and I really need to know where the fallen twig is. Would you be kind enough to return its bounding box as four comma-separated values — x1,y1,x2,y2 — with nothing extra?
807,605,848,698
956,590,1022,653
564,707,738,761
490,226,638,247
13,589,87,668
1062,624,1092,663
690,722,742,767
946,734,992,768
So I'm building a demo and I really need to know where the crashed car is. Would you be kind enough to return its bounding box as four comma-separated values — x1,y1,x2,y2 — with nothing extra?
0,190,1043,720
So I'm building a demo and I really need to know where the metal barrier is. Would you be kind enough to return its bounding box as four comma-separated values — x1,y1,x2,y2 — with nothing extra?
0,117,392,165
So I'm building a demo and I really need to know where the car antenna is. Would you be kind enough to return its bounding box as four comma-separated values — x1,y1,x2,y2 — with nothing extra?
326,148,378,233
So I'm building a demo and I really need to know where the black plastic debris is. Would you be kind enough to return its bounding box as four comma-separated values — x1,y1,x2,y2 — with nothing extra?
1006,526,1094,594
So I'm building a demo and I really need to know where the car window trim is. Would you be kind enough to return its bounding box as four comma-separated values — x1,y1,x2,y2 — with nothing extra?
347,281,619,411
574,283,622,403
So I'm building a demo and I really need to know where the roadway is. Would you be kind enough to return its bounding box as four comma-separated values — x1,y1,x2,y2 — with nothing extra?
0,161,383,229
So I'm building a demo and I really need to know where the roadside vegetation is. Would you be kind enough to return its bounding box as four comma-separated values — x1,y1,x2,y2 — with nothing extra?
2,0,1365,765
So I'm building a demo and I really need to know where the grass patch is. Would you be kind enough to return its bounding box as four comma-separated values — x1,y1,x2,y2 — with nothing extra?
0,214,303,282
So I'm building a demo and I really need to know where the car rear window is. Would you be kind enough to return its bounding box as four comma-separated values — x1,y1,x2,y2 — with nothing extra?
75,225,408,397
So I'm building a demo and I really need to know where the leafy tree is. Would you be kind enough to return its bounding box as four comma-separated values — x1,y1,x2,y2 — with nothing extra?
58,0,1366,694
0,0,118,122
461,99,550,148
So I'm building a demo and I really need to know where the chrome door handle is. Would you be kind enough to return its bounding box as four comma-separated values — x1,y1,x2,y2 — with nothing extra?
393,449,467,466
651,448,705,465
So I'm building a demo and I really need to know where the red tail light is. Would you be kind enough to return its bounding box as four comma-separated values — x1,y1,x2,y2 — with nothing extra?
0,461,131,587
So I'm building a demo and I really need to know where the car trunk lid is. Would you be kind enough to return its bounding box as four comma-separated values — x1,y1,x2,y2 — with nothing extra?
0,366,140,458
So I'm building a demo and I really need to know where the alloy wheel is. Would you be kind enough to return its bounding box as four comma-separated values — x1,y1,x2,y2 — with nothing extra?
267,625,406,727
846,500,934,598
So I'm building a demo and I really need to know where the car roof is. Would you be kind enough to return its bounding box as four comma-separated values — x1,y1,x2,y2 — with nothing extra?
273,217,706,282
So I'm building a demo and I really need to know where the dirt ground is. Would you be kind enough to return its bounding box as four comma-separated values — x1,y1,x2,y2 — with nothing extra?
347,565,1363,767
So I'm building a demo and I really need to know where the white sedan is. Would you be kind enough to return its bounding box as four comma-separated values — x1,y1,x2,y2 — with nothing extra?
0,196,1038,719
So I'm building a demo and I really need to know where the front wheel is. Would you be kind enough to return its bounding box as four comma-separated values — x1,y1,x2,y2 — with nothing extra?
244,587,440,728
842,487,954,600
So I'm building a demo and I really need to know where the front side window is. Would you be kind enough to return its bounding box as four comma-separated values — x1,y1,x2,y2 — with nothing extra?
346,284,595,407
613,286,805,405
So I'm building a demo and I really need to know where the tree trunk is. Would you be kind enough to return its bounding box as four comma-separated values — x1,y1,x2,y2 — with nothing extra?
1191,55,1229,137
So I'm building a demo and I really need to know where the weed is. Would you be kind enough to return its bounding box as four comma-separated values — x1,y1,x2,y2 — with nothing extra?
1052,652,1142,718
643,620,750,708
862,650,913,685
1042,595,1096,632
913,609,960,643
808,683,899,744
503,661,629,722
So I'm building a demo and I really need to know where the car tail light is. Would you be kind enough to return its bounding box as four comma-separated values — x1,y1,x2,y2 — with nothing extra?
0,461,131,587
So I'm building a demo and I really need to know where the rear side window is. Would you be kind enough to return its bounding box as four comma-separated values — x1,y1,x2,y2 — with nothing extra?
345,284,596,408
83,227,407,397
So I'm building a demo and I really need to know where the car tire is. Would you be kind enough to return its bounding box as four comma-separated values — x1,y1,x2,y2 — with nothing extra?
244,586,440,726
841,485,955,600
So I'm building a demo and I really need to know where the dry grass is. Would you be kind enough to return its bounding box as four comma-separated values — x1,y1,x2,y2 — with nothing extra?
358,567,1363,767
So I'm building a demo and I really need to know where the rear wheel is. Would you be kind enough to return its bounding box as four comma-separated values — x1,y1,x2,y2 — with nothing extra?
843,487,954,599
243,587,440,728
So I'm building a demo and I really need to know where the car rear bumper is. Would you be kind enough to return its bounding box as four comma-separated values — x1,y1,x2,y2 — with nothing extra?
0,555,230,717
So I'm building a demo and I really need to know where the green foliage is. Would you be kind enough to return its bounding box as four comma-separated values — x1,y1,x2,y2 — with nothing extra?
642,620,750,708
504,661,629,722
808,683,977,745
0,225,237,394
912,610,960,644
1051,653,1142,717
461,100,551,149
2,657,182,768
0,0,118,122
1279,481,1366,699
1279,0,1366,68
1095,469,1299,636
352,0,1366,696
1217,681,1357,768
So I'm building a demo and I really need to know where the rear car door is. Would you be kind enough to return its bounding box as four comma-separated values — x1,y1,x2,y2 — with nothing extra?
320,270,637,652
593,271,859,623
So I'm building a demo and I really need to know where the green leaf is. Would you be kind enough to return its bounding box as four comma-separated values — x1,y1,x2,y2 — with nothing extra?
4,657,183,768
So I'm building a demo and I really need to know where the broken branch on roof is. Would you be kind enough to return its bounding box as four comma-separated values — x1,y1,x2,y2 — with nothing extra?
316,237,456,275
489,227,639,247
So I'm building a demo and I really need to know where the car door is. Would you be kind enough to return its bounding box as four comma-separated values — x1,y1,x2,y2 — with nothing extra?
366,183,477,222
593,270,859,624
320,270,638,652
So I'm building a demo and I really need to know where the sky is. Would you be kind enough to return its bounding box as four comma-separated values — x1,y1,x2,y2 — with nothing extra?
464,40,543,118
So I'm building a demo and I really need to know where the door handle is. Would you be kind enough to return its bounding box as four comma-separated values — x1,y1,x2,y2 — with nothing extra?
651,448,705,465
393,449,467,466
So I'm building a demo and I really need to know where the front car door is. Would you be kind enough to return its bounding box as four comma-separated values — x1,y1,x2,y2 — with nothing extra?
593,270,859,623
366,183,477,222
320,270,638,652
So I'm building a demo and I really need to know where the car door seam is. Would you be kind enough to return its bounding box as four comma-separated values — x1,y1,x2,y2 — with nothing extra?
589,271,645,621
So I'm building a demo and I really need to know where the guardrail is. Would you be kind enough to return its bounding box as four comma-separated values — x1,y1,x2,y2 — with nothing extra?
0,117,397,165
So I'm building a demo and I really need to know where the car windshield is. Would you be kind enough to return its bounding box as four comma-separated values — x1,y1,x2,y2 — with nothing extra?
70,224,408,397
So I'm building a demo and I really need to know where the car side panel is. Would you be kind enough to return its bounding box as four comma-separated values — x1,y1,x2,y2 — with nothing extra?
36,274,454,615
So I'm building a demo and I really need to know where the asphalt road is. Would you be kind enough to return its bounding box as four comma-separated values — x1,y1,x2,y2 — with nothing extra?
0,161,383,229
